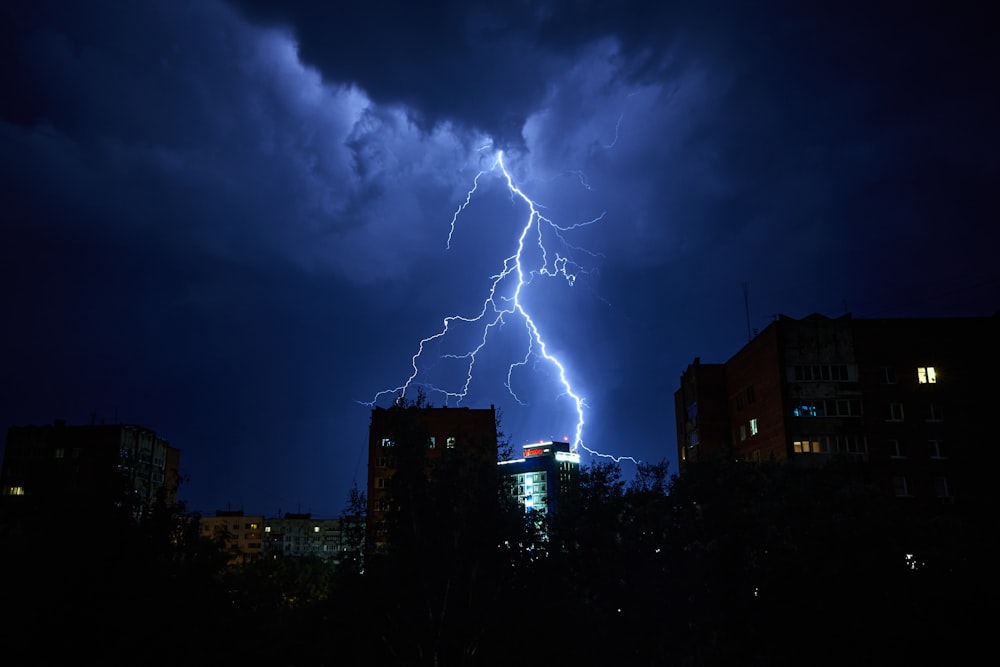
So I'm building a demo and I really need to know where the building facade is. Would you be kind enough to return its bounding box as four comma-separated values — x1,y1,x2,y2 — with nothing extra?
1,420,181,518
198,510,364,568
262,512,361,567
366,403,498,553
675,313,999,504
498,440,580,516
199,509,265,565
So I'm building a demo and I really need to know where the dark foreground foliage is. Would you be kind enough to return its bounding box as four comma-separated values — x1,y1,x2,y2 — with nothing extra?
0,452,987,666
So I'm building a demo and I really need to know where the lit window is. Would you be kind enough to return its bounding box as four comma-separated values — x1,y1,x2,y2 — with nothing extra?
427,437,436,448
446,436,456,449
314,526,320,533
793,440,820,454
793,404,817,417
381,438,395,447
750,418,758,436
917,367,937,384
3,486,25,496
265,526,271,533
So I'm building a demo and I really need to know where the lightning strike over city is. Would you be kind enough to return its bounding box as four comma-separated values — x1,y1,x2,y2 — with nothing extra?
368,149,639,465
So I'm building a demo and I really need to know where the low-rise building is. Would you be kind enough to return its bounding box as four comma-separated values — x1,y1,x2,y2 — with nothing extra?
199,510,265,565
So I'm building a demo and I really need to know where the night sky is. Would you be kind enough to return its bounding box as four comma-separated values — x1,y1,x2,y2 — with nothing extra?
2,0,997,517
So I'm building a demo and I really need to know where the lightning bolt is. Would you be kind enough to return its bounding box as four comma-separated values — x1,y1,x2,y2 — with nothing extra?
367,148,639,465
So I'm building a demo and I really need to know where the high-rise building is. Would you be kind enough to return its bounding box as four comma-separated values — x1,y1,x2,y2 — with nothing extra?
366,403,498,553
675,312,999,504
1,419,181,518
498,440,580,516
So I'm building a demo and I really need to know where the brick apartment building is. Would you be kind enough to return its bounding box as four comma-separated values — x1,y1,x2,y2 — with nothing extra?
675,312,999,504
366,403,498,553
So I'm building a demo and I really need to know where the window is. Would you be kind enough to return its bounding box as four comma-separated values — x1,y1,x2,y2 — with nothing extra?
446,436,456,449
380,438,395,447
892,476,910,497
929,440,946,459
54,448,65,459
933,477,950,499
314,526,320,533
917,367,937,384
739,424,747,441
793,403,818,417
749,418,759,436
888,439,905,458
3,486,25,496
375,477,388,489
881,366,897,384
928,402,944,422
834,399,861,417
887,402,904,421
793,364,849,381
840,435,865,454
687,431,699,447
793,400,862,417
686,402,698,425
747,386,756,403
427,436,436,448
793,440,821,453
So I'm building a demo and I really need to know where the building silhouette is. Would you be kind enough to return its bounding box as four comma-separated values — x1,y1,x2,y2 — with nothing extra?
1,419,180,518
675,312,999,504
366,403,498,554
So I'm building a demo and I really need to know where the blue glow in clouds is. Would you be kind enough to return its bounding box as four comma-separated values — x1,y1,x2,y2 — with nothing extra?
368,149,638,465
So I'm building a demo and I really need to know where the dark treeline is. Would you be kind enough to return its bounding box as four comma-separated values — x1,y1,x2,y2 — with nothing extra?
0,426,985,665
